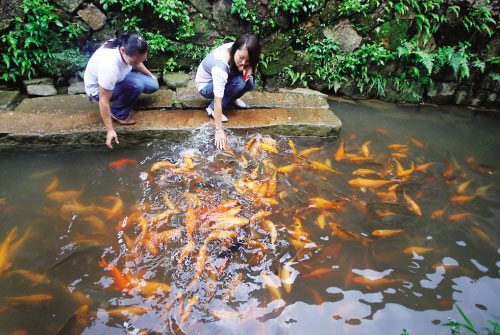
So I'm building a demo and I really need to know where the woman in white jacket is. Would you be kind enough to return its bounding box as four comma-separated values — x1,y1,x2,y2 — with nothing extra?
195,34,261,150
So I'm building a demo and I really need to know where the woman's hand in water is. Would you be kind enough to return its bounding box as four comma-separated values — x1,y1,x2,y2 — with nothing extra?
215,129,227,150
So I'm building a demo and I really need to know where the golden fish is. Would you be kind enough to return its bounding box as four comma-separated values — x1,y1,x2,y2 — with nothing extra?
448,213,472,221
450,195,476,203
261,220,277,247
388,144,407,149
183,155,195,169
308,160,342,174
315,213,326,229
404,246,433,254
45,177,59,193
106,306,149,317
404,192,422,216
372,229,403,237
391,153,408,158
348,178,394,188
471,226,497,250
276,164,300,176
301,267,336,279
456,180,472,194
308,198,344,210
4,269,50,285
409,137,424,148
431,207,447,219
397,161,415,178
353,276,401,289
348,156,372,162
334,140,345,161
209,217,249,231
415,162,435,172
250,211,272,225
0,227,17,276
130,277,171,296
7,294,53,304
262,273,281,301
183,192,201,208
298,147,323,157
259,141,279,154
361,141,371,158
280,261,294,294
163,192,179,212
180,296,199,325
475,185,492,196
47,190,81,202
149,228,183,244
61,202,97,218
376,190,397,203
352,168,380,176
329,223,371,244
99,196,123,220
151,160,176,172
288,139,297,156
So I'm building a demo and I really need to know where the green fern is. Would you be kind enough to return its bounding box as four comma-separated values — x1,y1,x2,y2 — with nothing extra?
414,50,434,74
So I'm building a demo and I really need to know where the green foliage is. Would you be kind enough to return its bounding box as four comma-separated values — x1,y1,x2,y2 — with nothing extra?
443,304,500,335
39,48,89,78
0,0,87,82
338,0,371,17
400,330,410,335
304,39,392,95
99,0,194,39
462,1,497,36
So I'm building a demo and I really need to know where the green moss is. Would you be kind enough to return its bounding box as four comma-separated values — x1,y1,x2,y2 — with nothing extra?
376,20,410,51
260,32,296,77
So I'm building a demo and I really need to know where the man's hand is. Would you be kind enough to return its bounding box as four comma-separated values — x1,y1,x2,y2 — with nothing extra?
215,129,227,150
106,129,119,149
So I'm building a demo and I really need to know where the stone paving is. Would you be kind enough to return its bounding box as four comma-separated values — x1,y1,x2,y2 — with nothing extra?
0,87,341,147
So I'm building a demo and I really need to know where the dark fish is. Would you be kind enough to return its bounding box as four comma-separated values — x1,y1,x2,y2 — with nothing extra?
56,305,90,335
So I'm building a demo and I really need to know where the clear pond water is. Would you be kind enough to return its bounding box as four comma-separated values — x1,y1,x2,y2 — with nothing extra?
0,100,499,334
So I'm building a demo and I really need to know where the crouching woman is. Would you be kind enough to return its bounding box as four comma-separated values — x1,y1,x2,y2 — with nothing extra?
195,34,261,150
84,32,159,149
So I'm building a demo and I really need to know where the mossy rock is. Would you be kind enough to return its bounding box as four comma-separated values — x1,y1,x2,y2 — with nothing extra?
375,19,410,51
40,49,90,78
260,32,295,77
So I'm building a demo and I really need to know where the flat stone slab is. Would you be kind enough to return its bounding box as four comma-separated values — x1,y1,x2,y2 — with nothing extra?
176,87,329,109
0,107,341,146
14,90,174,113
0,91,21,110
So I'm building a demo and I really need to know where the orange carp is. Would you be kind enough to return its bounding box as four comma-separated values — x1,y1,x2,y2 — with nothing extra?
297,147,323,157
449,213,472,221
372,229,403,237
403,192,422,216
353,276,402,289
6,294,53,304
404,246,434,255
348,178,394,188
301,267,336,279
431,207,447,219
334,140,345,161
99,256,133,295
109,159,137,168
450,195,476,203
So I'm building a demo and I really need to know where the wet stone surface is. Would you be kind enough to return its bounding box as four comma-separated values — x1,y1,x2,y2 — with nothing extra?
1,89,341,147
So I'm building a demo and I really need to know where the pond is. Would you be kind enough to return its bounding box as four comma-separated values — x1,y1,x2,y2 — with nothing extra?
0,100,499,335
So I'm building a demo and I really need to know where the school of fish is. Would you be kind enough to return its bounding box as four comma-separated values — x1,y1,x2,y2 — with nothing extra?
0,130,498,334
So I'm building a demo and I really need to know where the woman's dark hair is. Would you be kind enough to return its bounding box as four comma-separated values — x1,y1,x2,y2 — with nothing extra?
230,34,261,73
103,32,148,57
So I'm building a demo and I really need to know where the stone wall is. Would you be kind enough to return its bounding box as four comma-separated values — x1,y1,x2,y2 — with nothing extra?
0,0,499,107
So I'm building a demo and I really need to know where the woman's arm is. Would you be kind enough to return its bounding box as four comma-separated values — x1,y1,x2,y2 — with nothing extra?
98,86,119,149
134,62,157,80
213,96,227,150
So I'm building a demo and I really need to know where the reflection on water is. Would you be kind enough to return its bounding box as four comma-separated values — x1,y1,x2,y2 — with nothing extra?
0,101,499,335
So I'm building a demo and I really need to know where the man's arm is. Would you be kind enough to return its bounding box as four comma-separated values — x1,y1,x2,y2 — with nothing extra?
98,86,119,149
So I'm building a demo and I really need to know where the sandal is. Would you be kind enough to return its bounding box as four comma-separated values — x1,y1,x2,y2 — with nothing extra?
111,114,136,125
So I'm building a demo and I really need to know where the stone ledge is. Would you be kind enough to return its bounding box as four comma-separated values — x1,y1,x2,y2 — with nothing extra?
176,87,330,109
14,90,174,113
0,107,341,146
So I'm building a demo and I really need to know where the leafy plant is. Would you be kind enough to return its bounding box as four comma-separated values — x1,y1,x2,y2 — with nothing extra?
443,304,500,335
0,0,86,82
